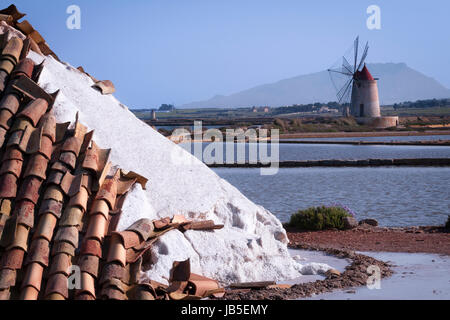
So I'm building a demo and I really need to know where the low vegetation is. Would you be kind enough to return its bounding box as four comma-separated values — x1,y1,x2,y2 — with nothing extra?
287,205,354,231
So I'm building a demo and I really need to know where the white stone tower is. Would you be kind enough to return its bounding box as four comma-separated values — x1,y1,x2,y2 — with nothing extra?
350,64,381,118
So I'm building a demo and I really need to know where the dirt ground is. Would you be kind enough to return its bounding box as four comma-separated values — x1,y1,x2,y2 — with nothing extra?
286,225,450,255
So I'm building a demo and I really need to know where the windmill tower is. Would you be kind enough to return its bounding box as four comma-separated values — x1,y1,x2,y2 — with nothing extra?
328,37,397,128
350,64,380,118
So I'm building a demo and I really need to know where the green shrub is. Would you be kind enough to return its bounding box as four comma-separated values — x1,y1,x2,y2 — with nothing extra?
445,216,450,229
288,206,352,231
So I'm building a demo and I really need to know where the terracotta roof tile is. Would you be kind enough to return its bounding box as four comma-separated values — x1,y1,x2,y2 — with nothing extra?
14,199,35,228
54,226,79,248
51,242,75,257
48,253,71,277
80,239,102,258
0,173,18,198
0,108,13,130
59,206,83,228
89,199,109,219
0,247,24,269
107,235,126,266
7,223,29,251
25,238,50,267
0,159,23,178
76,272,96,298
67,187,89,212
78,255,99,278
20,285,39,300
23,153,48,179
17,98,48,127
0,5,26,22
44,273,68,299
58,151,77,170
126,218,154,241
0,268,16,289
33,213,57,241
43,185,64,202
38,199,63,219
16,176,42,204
0,93,20,114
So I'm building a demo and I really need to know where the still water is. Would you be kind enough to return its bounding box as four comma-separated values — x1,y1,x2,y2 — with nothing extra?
184,142,450,162
213,167,450,227
283,134,450,142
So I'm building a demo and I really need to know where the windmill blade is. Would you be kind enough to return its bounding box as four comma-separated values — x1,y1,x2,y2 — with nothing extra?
336,78,353,104
357,41,369,71
328,68,353,76
342,56,354,75
353,36,359,73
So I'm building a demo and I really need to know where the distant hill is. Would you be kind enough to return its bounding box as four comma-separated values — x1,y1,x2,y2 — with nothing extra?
182,63,450,108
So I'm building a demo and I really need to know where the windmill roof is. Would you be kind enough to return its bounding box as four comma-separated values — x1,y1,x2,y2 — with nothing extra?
356,64,374,81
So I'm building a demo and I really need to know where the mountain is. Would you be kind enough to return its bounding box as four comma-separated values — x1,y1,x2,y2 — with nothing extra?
182,63,450,108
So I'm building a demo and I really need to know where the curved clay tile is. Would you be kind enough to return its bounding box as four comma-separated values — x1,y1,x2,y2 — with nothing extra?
61,136,81,157
59,206,83,228
76,272,96,299
58,151,76,170
126,219,154,241
78,255,99,278
0,173,18,198
38,113,56,143
0,159,23,178
43,185,65,203
33,213,57,242
26,238,50,267
20,263,43,298
23,153,48,180
0,108,13,130
0,248,24,269
67,187,89,212
16,176,41,204
17,98,48,127
84,213,107,242
107,235,126,267
2,147,23,161
89,199,109,220
38,199,63,219
7,224,29,251
44,273,68,299
54,226,79,248
14,199,35,228
47,254,71,277
80,239,102,258
11,58,34,79
51,242,75,257
0,93,20,114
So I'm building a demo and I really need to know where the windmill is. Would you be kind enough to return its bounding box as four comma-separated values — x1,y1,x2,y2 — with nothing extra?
328,36,380,118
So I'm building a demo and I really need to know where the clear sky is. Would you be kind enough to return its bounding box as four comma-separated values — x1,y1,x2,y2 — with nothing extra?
10,0,450,108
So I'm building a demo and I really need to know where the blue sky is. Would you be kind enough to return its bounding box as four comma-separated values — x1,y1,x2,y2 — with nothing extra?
10,0,450,108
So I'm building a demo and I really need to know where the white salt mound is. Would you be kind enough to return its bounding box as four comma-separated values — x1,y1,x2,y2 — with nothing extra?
28,51,330,284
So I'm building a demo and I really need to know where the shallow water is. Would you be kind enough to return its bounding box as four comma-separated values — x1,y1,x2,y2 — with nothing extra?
283,134,450,142
184,142,450,162
213,167,450,226
306,252,450,300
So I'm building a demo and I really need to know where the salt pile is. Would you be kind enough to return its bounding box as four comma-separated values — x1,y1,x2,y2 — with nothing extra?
27,51,331,284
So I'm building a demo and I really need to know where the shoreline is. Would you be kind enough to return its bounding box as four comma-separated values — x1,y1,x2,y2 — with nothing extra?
208,158,450,168
219,224,449,300
278,130,450,139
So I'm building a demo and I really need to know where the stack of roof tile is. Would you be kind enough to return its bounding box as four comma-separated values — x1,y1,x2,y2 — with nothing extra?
0,6,226,300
